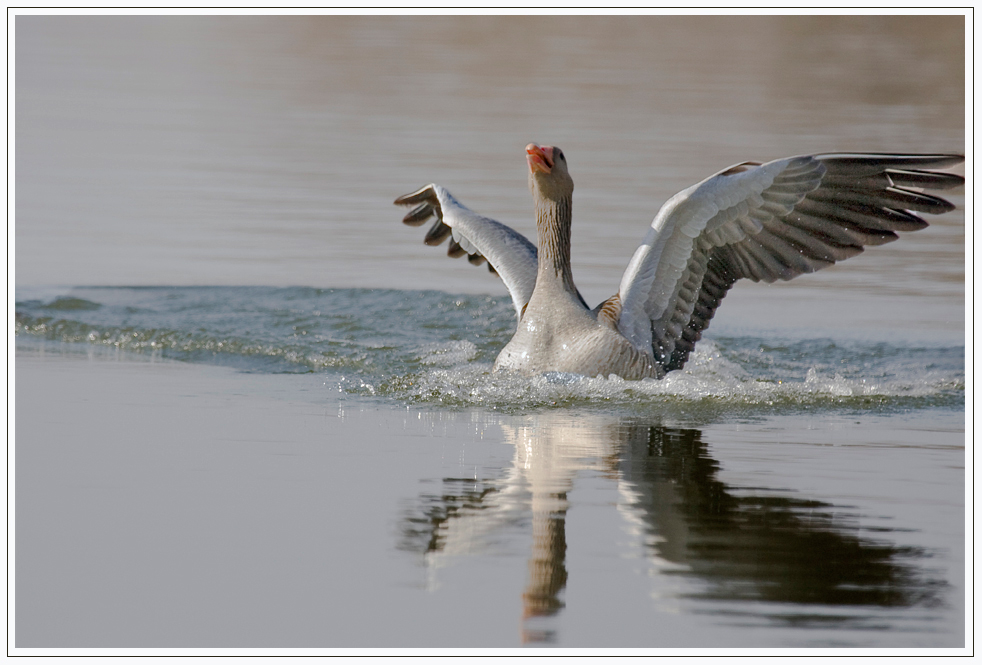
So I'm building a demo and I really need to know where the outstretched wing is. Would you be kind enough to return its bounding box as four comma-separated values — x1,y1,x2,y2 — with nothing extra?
395,184,538,318
612,153,964,374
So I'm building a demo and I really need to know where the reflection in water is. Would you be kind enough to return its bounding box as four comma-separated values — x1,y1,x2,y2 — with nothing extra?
524,502,568,618
399,414,941,644
619,427,935,610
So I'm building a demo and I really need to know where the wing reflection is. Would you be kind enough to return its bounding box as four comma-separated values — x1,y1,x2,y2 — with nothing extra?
399,414,940,643
618,426,937,610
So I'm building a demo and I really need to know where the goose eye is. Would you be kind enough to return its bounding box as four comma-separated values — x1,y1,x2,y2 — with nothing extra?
558,152,565,161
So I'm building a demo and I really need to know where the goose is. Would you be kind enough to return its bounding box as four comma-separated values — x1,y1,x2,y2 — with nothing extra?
394,144,963,380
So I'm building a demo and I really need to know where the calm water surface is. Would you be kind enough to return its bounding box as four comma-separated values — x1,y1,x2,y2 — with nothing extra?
14,15,966,649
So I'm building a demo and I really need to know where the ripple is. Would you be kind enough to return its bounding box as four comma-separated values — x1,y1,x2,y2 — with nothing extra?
15,286,965,414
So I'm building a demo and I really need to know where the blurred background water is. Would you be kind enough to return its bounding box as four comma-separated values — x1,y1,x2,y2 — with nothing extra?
15,16,964,315
14,14,966,649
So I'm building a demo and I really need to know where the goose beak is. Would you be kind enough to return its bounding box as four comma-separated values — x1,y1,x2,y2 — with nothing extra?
526,144,554,174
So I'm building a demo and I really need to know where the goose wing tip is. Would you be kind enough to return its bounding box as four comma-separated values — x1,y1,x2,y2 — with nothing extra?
394,184,437,207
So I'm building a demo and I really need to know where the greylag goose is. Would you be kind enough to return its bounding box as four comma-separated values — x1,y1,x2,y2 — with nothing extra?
395,144,963,380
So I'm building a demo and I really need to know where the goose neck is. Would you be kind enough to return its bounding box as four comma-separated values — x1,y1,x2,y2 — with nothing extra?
535,196,576,291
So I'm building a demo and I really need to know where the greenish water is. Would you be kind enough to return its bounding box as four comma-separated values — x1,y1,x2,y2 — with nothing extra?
15,286,964,418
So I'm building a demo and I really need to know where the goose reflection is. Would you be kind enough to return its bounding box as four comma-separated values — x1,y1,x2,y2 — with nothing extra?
399,413,939,644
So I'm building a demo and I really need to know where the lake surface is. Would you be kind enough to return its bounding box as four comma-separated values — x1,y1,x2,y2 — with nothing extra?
13,15,966,650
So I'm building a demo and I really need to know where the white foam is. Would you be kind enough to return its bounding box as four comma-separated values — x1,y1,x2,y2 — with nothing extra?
359,339,962,410
418,340,479,367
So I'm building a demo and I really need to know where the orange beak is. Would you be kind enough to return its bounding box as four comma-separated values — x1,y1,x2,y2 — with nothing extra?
526,143,554,174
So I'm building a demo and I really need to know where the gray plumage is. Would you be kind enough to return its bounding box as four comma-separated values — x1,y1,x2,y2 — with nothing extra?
395,148,963,380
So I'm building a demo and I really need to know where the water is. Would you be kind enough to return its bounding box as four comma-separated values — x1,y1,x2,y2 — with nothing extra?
15,286,965,416
13,15,966,650
15,16,965,304
13,286,967,648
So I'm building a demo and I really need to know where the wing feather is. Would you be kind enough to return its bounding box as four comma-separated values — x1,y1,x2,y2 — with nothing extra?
615,153,963,374
395,184,538,317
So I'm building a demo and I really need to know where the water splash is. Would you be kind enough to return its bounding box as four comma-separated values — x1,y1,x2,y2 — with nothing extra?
353,339,962,415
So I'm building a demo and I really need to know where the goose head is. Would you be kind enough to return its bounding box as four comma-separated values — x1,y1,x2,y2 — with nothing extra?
526,143,573,204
